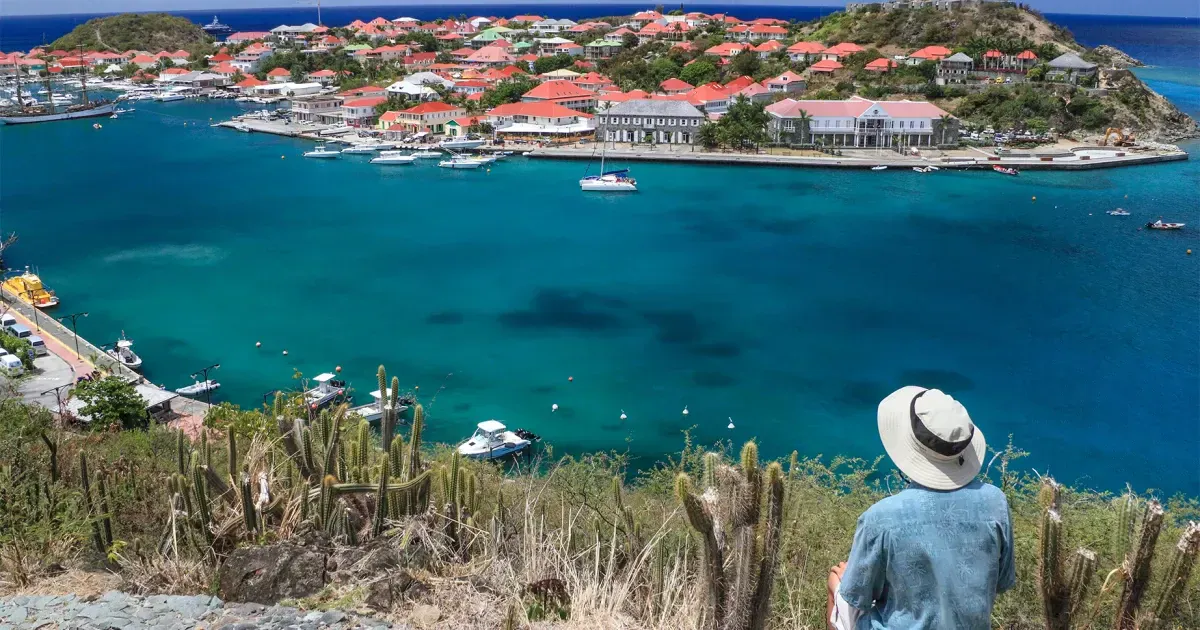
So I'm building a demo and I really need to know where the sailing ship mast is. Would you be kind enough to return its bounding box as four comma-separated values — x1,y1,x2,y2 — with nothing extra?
78,44,89,105
13,59,24,112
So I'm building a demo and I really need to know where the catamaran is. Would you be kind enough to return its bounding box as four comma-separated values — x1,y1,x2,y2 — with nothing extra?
580,139,636,192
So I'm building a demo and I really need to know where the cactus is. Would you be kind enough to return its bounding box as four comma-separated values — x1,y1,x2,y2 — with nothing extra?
96,473,114,550
1112,490,1137,563
40,431,58,482
389,435,404,482
176,430,188,476
355,421,370,470
200,431,211,469
240,472,257,536
1114,500,1164,630
79,452,106,554
191,461,214,548
1065,548,1097,619
787,450,798,482
372,457,390,537
378,366,396,453
675,443,786,630
612,476,641,560
227,430,238,479
319,474,336,531
1037,477,1098,630
407,404,424,479
1150,521,1200,625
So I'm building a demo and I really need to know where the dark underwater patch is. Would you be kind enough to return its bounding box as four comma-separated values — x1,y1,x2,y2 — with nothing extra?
425,311,464,325
692,370,737,388
690,342,742,358
453,402,472,412
497,288,625,332
835,380,892,409
642,309,703,345
897,368,976,392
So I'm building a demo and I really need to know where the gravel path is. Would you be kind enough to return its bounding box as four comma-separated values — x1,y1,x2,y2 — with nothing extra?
0,592,400,629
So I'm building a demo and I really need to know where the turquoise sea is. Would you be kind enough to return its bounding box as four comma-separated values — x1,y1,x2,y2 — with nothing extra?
2,13,1198,494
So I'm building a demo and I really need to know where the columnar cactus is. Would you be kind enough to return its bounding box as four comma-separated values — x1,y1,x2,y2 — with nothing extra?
176,430,188,476
1037,477,1097,630
79,452,105,554
191,461,214,548
227,430,238,479
96,473,114,550
372,457,390,537
612,476,642,560
407,404,425,479
240,472,257,536
1112,490,1137,562
1115,500,1165,630
675,442,786,630
1150,521,1200,625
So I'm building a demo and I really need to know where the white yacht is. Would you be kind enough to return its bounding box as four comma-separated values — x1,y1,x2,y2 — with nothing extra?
468,154,498,165
371,151,417,165
106,334,143,371
155,91,187,102
176,380,220,396
303,373,348,410
350,390,411,423
457,420,540,460
439,157,483,169
303,145,340,159
410,150,442,159
438,137,485,150
340,144,380,154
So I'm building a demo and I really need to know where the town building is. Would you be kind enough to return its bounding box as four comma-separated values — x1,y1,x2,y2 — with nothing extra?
290,94,345,125
486,101,594,141
764,71,807,95
597,99,706,144
787,41,826,63
389,101,465,134
585,40,623,60
341,95,389,127
766,97,959,148
937,52,974,84
530,18,578,34
1047,52,1098,83
522,80,598,111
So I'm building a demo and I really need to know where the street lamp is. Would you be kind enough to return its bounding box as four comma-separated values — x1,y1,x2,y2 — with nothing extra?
41,382,74,422
191,362,221,406
57,311,88,358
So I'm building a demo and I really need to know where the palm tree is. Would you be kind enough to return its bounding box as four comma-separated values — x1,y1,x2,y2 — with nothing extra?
938,114,953,146
797,109,812,146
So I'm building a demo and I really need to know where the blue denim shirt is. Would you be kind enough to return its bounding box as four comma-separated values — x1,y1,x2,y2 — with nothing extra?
839,480,1016,630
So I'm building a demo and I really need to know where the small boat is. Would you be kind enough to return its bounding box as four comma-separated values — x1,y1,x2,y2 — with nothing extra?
912,166,926,173
155,92,187,102
233,123,251,132
303,373,349,410
439,157,483,169
371,151,417,165
468,154,497,164
457,420,540,460
106,334,143,371
992,165,1019,176
1146,219,1185,230
410,150,442,159
303,145,340,159
372,142,396,150
176,380,220,396
1107,208,1130,216
350,389,411,423
926,165,940,171
581,169,637,191
340,144,379,154
871,165,888,171
439,138,485,150
2,267,58,308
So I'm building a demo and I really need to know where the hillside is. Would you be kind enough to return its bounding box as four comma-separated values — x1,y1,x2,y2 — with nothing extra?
49,13,213,55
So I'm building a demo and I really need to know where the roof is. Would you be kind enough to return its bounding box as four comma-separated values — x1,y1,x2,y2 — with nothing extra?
865,57,899,69
983,49,1003,58
724,75,756,91
809,59,844,71
378,111,403,123
605,98,704,117
659,77,694,91
687,83,731,103
448,115,485,126
1016,50,1038,60
909,45,952,60
340,85,386,96
342,96,388,108
488,101,588,118
467,46,514,63
768,70,805,83
237,77,267,87
267,68,291,76
1049,52,1097,70
705,43,747,56
943,53,973,63
766,97,950,120
309,69,336,77
522,80,596,101
401,101,461,114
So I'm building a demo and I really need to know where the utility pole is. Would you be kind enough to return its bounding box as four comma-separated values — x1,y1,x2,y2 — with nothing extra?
57,311,88,358
191,362,221,406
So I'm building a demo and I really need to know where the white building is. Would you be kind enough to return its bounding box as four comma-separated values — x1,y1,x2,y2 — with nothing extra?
530,18,578,34
766,96,959,148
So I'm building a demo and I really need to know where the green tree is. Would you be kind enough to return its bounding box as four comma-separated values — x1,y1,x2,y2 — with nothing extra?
0,333,33,369
533,53,577,75
481,75,540,108
1026,63,1047,82
290,64,306,83
697,121,721,149
716,95,771,150
621,33,640,49
729,49,761,79
649,56,681,85
680,59,719,86
73,376,146,430
375,94,411,115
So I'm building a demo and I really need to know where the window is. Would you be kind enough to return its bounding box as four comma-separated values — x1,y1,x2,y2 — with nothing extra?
783,120,795,131
623,117,629,124
657,118,664,125
692,119,699,126
920,121,926,129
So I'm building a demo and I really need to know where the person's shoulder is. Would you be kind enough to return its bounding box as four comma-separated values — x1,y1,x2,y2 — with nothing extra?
858,490,914,526
959,481,1012,517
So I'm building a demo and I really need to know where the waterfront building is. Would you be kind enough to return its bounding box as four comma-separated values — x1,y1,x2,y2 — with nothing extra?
487,101,594,141
767,97,959,148
389,101,465,134
1048,52,1098,83
597,99,705,144
250,81,321,97
290,94,345,125
385,72,451,100
444,116,486,137
522,80,598,111
341,95,389,127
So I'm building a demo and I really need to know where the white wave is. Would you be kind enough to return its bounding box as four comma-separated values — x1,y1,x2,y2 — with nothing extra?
102,244,227,265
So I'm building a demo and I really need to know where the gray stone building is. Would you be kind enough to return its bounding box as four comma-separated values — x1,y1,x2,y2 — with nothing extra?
1047,52,1098,84
937,52,975,85
597,99,706,144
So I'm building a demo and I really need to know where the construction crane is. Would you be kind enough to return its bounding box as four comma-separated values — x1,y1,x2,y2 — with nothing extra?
1100,127,1135,146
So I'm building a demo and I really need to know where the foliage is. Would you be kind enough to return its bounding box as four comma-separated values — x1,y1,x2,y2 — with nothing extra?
72,376,147,430
481,75,540,109
49,13,214,58
0,331,33,369
806,3,1074,51
680,59,719,87
703,95,772,151
374,94,412,116
532,53,577,75
954,84,1113,132
728,50,761,79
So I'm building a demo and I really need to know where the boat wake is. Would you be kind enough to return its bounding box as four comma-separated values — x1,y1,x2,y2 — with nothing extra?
102,244,227,265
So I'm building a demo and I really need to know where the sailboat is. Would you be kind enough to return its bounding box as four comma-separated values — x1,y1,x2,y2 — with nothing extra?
580,132,636,192
0,45,116,125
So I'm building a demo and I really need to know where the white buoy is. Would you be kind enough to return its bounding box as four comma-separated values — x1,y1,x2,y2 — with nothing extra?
682,406,689,416
551,403,559,412
727,417,735,430
619,409,627,421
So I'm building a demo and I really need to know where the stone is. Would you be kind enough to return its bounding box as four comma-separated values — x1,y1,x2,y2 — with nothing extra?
410,604,440,627
96,617,132,629
302,611,322,622
134,607,160,620
76,604,106,619
217,543,327,605
319,611,345,624
5,607,27,624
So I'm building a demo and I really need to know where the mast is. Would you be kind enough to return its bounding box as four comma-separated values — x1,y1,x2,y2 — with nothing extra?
43,72,55,115
78,44,89,105
13,60,24,112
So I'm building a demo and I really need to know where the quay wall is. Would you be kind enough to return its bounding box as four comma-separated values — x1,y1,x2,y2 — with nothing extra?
0,286,139,380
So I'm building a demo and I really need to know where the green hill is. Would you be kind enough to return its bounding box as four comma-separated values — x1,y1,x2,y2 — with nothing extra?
49,13,213,55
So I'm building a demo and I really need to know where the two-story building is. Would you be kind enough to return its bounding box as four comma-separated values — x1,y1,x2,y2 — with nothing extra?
1047,52,1098,84
766,97,959,148
521,80,597,111
597,99,705,144
388,101,466,134
937,52,974,84
341,95,389,127
290,94,345,125
530,18,577,34
487,101,594,141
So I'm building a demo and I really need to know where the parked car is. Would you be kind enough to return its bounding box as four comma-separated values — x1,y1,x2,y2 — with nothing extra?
0,353,24,376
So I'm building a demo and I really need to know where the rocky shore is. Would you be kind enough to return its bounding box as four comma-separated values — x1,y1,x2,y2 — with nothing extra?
0,592,395,630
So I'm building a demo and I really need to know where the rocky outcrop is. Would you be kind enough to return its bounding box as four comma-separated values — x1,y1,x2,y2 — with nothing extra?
217,543,328,604
1092,45,1144,69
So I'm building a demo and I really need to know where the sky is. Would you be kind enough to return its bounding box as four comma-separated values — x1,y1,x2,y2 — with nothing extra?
1,0,1198,18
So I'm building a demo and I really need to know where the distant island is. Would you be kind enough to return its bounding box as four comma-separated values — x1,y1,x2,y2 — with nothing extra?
49,13,214,59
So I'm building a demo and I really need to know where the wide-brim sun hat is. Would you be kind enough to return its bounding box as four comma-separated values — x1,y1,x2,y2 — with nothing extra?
877,386,986,491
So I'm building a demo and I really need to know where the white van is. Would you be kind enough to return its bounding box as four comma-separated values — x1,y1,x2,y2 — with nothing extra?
0,354,24,376
0,313,16,328
28,335,47,357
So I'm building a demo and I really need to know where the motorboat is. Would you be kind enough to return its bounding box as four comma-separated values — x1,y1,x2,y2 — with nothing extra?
457,420,540,460
1107,208,1130,216
581,170,637,192
439,157,483,169
303,145,340,159
106,334,143,371
468,154,497,164
871,165,888,171
438,137,485,150
372,142,396,150
410,150,442,159
2,267,58,308
232,123,250,132
992,165,1019,176
303,373,349,410
155,91,187,102
49,94,75,106
926,165,940,171
1146,219,1185,230
340,144,380,154
176,380,220,396
350,389,411,423
371,151,417,165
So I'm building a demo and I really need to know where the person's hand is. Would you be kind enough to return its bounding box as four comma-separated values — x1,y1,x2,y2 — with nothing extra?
828,562,848,593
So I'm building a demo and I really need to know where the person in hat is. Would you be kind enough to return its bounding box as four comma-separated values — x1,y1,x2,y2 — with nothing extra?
826,386,1015,630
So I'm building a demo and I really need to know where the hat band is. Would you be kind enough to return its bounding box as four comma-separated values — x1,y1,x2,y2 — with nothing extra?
910,390,974,458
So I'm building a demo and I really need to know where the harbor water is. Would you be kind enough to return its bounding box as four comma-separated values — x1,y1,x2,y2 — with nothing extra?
1,96,1196,494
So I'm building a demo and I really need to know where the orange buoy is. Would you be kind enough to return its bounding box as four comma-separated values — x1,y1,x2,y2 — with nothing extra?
1188,249,1193,255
